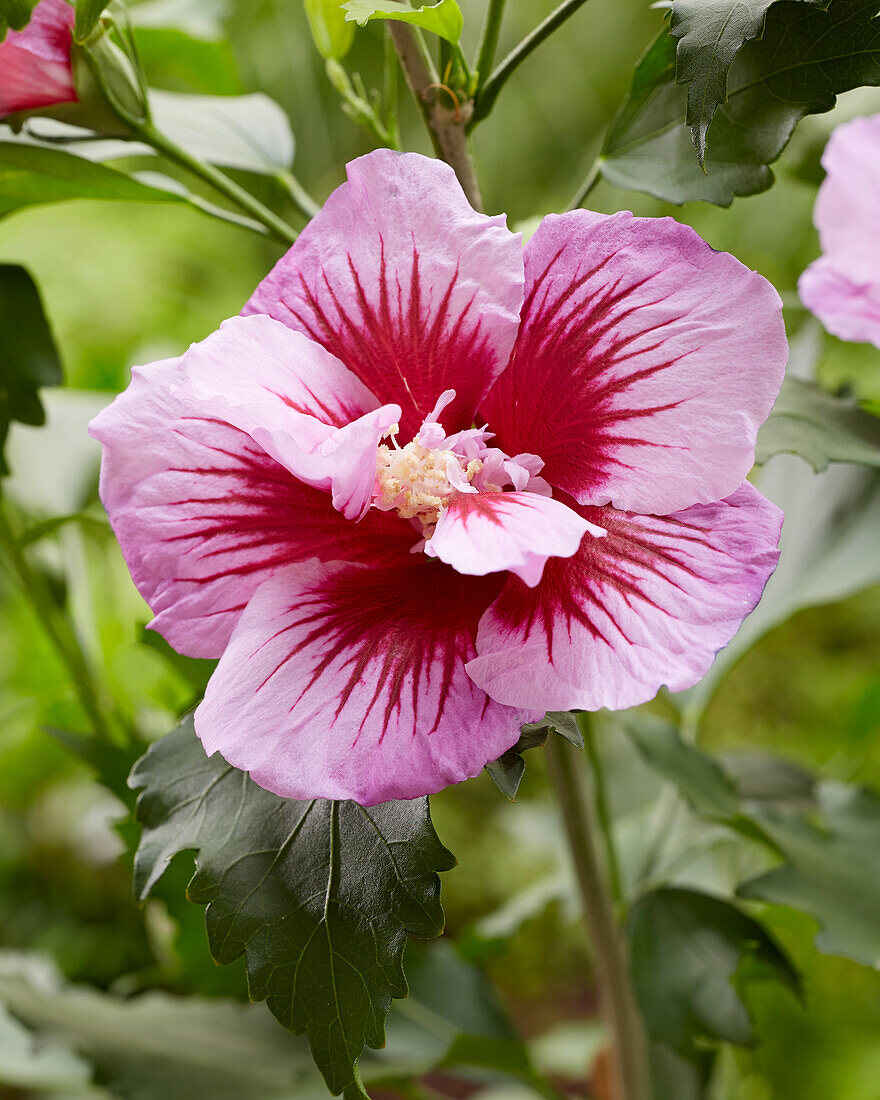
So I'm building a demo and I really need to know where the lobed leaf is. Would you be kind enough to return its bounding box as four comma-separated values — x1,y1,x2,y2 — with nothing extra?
670,0,776,165
756,376,880,472
129,718,455,1096
342,0,463,45
602,0,880,206
0,264,62,477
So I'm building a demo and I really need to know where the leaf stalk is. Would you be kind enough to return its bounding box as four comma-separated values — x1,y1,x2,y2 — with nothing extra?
471,0,593,129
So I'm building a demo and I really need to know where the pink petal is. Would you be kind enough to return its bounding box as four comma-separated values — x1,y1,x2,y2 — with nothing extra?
0,0,76,117
242,149,525,439
480,211,787,515
465,483,782,712
426,491,601,586
812,115,880,288
195,560,540,804
89,357,417,659
177,314,400,520
799,257,880,349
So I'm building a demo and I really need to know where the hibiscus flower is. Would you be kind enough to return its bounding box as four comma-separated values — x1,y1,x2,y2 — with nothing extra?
90,150,787,805
799,113,880,348
0,0,76,119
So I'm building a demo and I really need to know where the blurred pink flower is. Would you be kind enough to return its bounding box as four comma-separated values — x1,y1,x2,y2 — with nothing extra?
0,0,76,118
799,114,880,347
90,150,787,805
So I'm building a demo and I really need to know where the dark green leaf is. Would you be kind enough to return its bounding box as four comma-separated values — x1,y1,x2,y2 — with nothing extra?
523,710,584,748
757,377,880,471
738,781,880,967
621,716,740,820
485,725,549,801
343,0,463,44
602,0,880,206
75,0,108,42
130,718,455,1096
648,1041,714,1100
670,0,775,165
0,264,62,476
0,142,191,215
487,712,584,800
628,887,799,1053
0,0,37,39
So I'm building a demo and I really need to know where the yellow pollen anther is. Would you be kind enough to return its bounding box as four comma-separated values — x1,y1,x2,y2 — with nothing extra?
375,441,482,535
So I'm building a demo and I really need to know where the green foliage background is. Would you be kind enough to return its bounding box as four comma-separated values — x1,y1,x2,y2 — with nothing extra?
0,1,879,1097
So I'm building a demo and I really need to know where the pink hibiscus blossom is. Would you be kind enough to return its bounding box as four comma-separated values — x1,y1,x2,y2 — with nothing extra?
0,0,76,119
90,150,787,805
799,114,880,348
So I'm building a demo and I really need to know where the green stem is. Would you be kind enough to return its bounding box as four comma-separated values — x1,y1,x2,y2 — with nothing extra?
0,501,126,748
475,0,508,81
470,0,593,128
132,121,298,245
325,58,401,149
568,154,604,209
581,715,623,905
276,169,321,220
382,27,401,149
388,22,483,210
545,736,652,1100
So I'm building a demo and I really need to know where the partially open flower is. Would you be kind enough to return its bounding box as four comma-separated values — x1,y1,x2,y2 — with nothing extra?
799,114,880,347
0,0,76,119
91,150,787,805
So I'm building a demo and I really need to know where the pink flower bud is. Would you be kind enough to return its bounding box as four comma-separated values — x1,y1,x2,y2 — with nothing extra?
0,0,77,119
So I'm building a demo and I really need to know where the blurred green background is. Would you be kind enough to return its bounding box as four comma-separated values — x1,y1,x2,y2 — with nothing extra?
1,1,879,1097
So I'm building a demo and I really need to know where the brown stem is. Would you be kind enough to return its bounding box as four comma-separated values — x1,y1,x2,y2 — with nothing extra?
545,735,652,1100
387,22,483,211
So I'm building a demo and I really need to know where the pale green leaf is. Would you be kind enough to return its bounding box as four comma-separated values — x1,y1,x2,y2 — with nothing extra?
343,0,463,44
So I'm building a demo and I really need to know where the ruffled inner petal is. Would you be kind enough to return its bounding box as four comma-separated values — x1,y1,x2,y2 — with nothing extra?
466,483,783,712
426,490,601,586
89,352,416,659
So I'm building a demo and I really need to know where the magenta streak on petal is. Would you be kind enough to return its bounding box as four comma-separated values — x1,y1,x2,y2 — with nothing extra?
467,484,783,714
270,240,496,437
194,559,538,804
481,210,787,516
485,251,686,494
267,565,507,743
